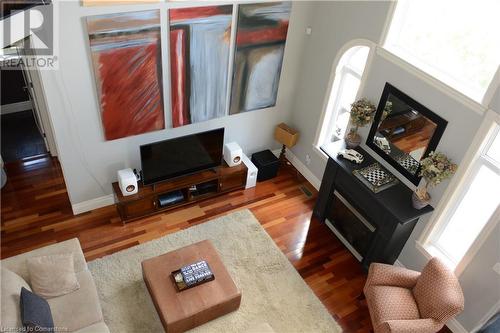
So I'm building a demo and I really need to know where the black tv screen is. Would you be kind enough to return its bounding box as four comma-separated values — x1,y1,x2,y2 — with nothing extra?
140,128,224,185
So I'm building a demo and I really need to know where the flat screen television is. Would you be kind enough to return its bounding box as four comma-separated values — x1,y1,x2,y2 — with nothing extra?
140,128,224,185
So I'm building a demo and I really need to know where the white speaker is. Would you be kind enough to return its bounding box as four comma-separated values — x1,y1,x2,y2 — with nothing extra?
223,142,242,167
241,154,258,189
118,168,138,196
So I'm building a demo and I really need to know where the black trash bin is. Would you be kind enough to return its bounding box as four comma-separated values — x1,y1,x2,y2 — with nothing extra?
251,150,280,182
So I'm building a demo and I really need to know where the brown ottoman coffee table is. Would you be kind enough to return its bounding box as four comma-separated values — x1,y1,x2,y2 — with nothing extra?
141,240,241,333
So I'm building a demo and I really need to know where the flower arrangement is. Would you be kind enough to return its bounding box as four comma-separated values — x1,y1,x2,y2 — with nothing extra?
349,98,377,129
415,151,457,201
345,98,376,148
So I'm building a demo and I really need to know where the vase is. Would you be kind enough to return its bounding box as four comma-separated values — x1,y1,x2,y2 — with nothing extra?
345,131,361,149
412,191,430,209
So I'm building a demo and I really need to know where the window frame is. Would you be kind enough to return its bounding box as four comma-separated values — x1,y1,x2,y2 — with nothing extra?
313,40,375,158
418,110,500,275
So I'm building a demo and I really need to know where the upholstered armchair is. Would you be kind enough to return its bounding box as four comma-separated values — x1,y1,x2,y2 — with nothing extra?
364,258,464,333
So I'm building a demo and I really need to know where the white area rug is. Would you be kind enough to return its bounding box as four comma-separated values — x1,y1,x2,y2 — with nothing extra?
88,209,341,333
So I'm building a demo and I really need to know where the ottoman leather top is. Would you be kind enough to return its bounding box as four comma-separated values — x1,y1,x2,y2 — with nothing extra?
141,240,241,332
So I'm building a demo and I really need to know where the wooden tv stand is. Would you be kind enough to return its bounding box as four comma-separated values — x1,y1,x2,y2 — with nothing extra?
112,162,247,223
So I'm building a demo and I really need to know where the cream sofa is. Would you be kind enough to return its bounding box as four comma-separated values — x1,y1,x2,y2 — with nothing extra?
1,238,109,333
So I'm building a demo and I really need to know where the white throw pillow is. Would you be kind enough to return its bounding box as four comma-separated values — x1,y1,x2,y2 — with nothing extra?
27,253,80,298
1,267,31,331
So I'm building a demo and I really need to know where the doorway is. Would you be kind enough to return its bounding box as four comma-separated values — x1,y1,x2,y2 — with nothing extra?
1,44,57,163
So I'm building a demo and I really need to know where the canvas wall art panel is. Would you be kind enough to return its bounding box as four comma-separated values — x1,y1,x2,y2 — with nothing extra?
169,5,233,128
229,2,291,115
86,10,164,141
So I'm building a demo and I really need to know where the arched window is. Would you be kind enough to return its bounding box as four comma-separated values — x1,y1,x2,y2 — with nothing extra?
316,45,370,147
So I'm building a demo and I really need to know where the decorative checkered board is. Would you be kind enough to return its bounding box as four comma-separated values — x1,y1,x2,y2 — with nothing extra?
396,153,420,174
353,163,398,193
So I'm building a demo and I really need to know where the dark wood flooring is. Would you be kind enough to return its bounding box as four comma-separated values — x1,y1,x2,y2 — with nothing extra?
1,110,47,162
0,156,451,333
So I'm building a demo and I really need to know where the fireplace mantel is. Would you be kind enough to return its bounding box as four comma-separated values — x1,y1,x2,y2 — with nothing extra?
313,141,434,269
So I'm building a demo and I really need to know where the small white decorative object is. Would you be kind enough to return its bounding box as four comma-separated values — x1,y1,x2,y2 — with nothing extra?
337,149,364,164
374,136,391,153
223,142,242,167
241,154,258,189
118,168,138,196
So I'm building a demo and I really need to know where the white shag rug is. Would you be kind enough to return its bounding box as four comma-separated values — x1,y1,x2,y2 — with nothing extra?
88,209,341,333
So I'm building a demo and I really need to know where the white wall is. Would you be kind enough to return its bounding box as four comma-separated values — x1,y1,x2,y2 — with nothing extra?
289,0,391,179
38,1,314,206
288,1,499,331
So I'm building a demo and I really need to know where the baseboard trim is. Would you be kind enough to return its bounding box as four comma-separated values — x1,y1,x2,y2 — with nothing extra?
447,318,468,333
71,194,115,215
272,149,322,190
1,101,32,115
393,260,405,268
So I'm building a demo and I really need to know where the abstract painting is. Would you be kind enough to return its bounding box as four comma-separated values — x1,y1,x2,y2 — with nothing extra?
230,2,291,115
86,10,164,141
169,6,233,128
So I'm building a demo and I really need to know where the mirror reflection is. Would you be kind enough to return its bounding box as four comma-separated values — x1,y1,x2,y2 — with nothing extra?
372,93,438,175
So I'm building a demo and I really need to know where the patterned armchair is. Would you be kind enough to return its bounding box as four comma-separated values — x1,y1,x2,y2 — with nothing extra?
364,258,464,333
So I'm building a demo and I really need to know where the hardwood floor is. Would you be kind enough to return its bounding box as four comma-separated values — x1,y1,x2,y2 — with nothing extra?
0,110,47,162
1,156,450,333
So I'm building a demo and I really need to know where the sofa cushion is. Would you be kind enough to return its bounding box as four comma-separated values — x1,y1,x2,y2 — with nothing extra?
47,270,103,332
1,239,88,283
20,287,55,331
28,253,80,298
413,257,464,322
1,267,31,331
73,322,110,333
366,285,420,327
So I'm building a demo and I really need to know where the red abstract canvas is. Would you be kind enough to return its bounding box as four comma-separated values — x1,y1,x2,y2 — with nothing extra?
87,10,164,141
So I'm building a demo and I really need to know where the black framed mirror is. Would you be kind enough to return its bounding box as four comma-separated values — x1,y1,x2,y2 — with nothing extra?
366,83,448,185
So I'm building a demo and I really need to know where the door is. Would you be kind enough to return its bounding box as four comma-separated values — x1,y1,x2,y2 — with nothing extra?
15,38,58,156
18,60,50,153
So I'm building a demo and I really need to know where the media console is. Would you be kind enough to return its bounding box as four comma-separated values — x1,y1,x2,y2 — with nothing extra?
112,162,247,223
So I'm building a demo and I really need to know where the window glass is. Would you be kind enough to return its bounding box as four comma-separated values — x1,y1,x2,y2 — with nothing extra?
348,47,370,73
338,73,361,111
335,107,351,139
385,0,500,102
318,45,370,144
426,125,500,269
435,165,500,263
